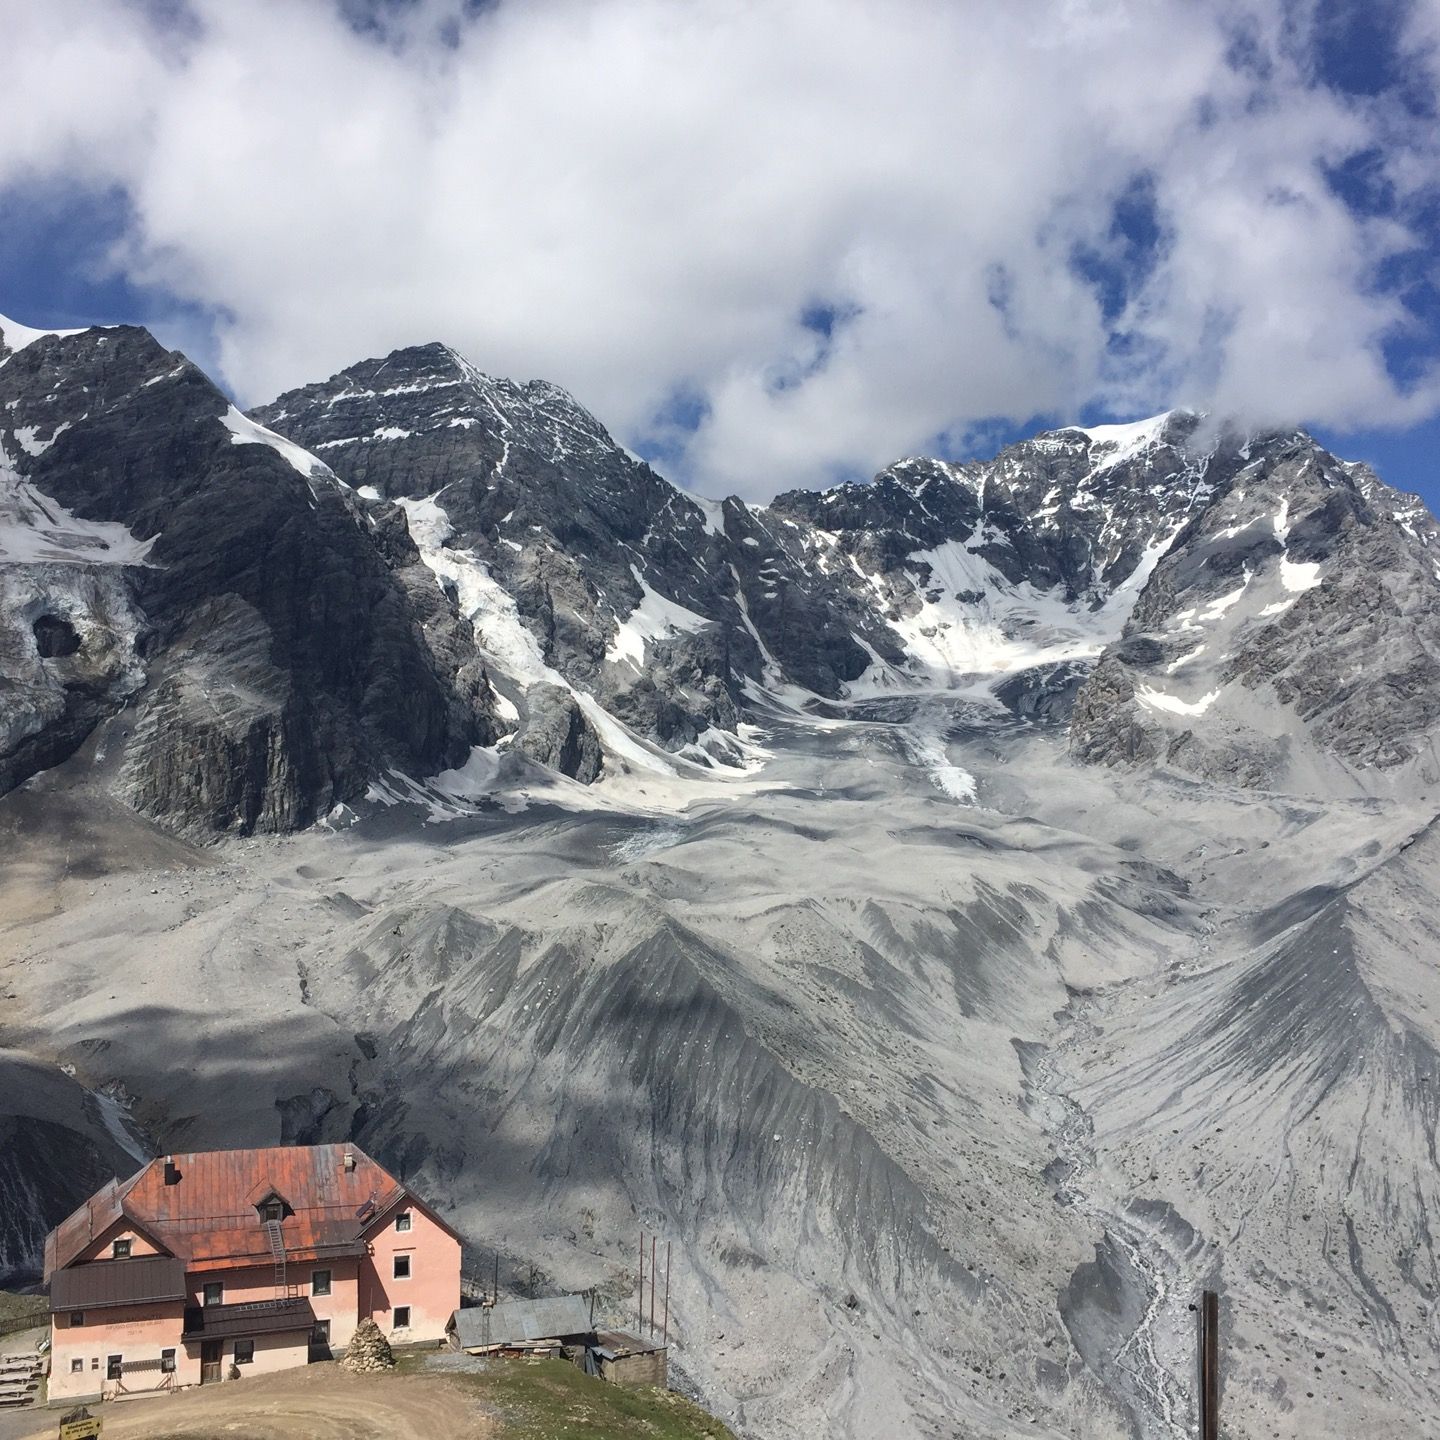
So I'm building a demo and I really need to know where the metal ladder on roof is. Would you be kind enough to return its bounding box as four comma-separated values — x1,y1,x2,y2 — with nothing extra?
264,1219,290,1299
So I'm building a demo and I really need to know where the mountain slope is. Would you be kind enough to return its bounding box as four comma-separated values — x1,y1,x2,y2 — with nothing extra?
0,315,501,832
1072,432,1440,788
5,314,1440,1439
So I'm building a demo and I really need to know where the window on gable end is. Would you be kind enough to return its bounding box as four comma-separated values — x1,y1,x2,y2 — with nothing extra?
395,1211,412,1233
112,1238,131,1259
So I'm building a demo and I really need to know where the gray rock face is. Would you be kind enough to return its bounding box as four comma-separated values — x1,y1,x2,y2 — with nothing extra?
253,358,1224,776
0,1051,148,1284
0,320,501,833
1070,432,1440,788
514,683,603,783
252,345,750,760
10,317,1440,830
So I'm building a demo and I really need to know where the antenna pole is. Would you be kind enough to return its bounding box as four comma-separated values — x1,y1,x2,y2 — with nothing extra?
638,1229,645,1334
662,1242,671,1346
1199,1290,1219,1440
650,1234,657,1337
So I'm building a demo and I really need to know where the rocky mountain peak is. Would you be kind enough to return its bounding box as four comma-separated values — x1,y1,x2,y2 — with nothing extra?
4,314,1438,833
0,318,499,833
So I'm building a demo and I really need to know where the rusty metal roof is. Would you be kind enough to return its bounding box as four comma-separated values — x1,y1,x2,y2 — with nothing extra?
180,1297,316,1341
50,1256,187,1312
46,1143,459,1275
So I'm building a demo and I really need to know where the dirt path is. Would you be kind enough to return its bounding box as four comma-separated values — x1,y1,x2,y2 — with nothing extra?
0,1364,497,1440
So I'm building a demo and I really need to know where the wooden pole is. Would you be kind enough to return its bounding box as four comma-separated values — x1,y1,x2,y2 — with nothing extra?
1199,1289,1219,1440
650,1234,658,1337
492,1252,499,1306
638,1230,645,1334
662,1241,672,1346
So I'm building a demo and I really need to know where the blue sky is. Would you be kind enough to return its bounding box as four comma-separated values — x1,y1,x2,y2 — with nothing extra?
2,0,1437,505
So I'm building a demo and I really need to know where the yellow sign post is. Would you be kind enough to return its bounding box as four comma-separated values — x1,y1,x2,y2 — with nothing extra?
58,1414,102,1440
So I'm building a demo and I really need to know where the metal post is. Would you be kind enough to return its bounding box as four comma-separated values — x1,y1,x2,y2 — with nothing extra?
638,1230,645,1334
492,1251,499,1306
1199,1289,1219,1440
663,1241,671,1346
650,1234,658,1337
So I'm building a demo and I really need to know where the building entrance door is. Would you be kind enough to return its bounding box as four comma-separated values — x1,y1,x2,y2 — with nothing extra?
308,1320,331,1363
200,1340,222,1383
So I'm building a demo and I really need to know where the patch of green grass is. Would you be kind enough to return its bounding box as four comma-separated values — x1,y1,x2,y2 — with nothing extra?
0,1290,46,1341
404,1354,736,1440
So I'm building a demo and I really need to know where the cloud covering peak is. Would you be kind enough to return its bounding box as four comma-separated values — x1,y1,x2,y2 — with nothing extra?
3,0,1437,497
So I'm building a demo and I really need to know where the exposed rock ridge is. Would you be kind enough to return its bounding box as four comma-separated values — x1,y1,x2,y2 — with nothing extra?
0,319,501,833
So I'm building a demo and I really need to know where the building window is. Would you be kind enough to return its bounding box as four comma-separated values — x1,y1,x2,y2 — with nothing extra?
262,1200,283,1224
203,1282,224,1307
106,1356,122,1380
393,1306,411,1329
69,1311,85,1327
161,1349,176,1374
234,1340,255,1365
90,1358,99,1371
112,1239,131,1259
70,1359,83,1375
392,1254,411,1280
395,1212,412,1233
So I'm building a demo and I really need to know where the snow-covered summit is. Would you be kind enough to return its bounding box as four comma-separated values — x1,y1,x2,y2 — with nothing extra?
0,310,91,362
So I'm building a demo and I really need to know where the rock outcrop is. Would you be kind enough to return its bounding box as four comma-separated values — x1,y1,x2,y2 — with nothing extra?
0,318,502,833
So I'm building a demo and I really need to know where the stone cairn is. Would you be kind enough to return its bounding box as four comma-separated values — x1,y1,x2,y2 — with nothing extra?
340,1318,396,1374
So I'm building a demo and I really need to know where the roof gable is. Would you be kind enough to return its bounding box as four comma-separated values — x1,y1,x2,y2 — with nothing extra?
245,1178,291,1208
360,1183,465,1247
72,1214,173,1266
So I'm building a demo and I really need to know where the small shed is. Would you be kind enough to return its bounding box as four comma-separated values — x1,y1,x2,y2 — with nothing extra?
593,1330,667,1388
448,1295,594,1355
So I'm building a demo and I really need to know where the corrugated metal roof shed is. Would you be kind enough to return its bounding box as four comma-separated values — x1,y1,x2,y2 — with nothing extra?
50,1256,186,1311
450,1295,593,1349
594,1329,666,1359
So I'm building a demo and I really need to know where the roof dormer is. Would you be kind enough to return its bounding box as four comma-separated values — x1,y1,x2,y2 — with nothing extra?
245,1179,292,1225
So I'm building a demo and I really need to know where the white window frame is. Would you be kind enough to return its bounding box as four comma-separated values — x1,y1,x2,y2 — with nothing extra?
393,1305,411,1329
392,1254,411,1280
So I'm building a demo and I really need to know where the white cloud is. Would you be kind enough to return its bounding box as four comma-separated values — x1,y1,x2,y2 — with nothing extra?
1,0,1436,497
